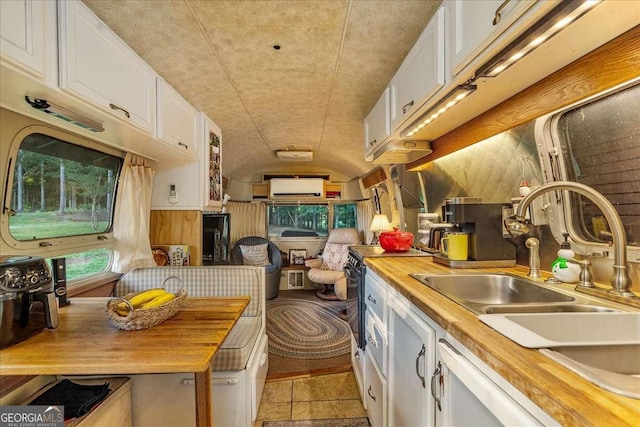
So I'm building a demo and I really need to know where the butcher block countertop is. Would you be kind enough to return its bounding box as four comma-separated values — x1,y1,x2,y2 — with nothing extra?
0,296,250,427
365,256,640,427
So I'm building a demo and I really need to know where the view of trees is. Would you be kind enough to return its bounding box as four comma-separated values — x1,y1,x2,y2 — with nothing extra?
9,135,120,241
268,203,357,237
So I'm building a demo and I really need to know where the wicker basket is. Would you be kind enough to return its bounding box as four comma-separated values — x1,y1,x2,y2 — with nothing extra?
106,287,188,331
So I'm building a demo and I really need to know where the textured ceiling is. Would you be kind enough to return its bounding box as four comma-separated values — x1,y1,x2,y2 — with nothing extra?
82,0,441,182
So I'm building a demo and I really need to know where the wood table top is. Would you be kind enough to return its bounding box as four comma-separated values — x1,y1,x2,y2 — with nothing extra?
365,256,640,427
0,297,250,376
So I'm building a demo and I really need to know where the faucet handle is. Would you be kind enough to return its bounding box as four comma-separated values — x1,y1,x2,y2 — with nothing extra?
568,258,595,288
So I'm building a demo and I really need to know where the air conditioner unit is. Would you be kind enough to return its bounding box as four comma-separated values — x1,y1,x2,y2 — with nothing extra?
275,150,313,161
269,178,324,199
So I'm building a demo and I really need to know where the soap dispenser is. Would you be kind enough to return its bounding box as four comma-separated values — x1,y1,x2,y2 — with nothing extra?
551,233,581,283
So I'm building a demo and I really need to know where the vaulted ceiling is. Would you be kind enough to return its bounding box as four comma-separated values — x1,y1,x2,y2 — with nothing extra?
82,0,441,182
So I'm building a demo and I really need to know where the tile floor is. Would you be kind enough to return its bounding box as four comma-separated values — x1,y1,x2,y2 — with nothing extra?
254,371,367,426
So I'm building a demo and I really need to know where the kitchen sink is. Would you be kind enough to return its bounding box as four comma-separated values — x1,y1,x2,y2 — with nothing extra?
410,273,575,315
540,344,640,399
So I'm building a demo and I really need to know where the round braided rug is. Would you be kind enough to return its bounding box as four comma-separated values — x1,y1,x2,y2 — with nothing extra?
266,298,351,359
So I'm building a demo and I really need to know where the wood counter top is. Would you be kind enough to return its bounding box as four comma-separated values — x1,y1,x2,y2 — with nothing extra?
0,296,250,427
365,257,640,426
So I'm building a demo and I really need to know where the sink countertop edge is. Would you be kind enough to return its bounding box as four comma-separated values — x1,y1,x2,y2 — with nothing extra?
364,256,640,427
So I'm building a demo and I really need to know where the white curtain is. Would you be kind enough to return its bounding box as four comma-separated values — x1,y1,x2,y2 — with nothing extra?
227,201,266,245
111,154,156,273
356,199,375,245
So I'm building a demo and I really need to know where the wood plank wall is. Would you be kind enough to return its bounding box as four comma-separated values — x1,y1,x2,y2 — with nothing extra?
150,210,202,266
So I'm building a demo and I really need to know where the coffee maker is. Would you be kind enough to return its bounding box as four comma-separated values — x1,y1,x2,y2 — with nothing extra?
443,197,516,262
1,255,60,348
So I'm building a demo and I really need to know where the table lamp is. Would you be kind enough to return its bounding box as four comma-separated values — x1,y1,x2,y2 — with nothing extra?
370,214,392,244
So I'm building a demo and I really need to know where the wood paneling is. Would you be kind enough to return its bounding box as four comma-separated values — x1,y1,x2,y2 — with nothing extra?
362,167,387,189
408,26,640,170
150,210,202,266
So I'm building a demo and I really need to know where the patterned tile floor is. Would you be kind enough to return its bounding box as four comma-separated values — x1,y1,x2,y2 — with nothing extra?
254,371,367,426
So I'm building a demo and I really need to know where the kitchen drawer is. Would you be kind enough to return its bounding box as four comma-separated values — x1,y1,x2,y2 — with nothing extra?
364,350,387,427
366,311,387,375
365,271,387,325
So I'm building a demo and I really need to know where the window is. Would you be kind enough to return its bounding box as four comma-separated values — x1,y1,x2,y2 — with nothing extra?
4,131,123,279
267,203,358,237
333,203,357,228
553,83,639,247
268,204,328,237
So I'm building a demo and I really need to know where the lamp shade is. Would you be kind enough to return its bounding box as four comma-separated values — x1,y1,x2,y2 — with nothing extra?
370,214,392,232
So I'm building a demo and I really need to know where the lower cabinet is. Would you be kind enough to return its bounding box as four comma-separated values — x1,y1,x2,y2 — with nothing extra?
388,295,436,427
362,270,557,427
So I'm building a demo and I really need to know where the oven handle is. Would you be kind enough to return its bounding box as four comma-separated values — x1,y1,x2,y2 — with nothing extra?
344,266,356,281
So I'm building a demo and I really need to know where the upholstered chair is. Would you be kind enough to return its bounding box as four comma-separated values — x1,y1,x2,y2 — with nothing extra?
230,236,282,299
305,228,360,301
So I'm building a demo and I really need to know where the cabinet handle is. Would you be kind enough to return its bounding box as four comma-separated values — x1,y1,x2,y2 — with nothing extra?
402,100,415,114
109,103,131,118
354,350,360,360
493,0,511,25
431,361,443,411
178,141,189,149
367,385,377,402
367,294,376,305
369,139,377,146
415,343,426,389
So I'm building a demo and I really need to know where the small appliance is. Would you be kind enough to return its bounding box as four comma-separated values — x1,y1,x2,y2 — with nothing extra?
1,255,59,348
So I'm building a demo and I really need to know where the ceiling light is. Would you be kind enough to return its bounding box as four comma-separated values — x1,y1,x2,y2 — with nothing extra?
275,150,313,161
475,0,602,78
400,84,477,138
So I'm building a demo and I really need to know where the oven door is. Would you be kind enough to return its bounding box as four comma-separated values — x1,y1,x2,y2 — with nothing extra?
344,264,364,349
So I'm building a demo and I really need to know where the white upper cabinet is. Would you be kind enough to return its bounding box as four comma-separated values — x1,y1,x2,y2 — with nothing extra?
58,0,156,134
0,0,46,77
156,77,198,153
364,88,390,159
447,0,536,78
389,6,445,130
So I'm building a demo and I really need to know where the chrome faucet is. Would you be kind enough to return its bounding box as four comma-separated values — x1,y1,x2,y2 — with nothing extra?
508,181,634,298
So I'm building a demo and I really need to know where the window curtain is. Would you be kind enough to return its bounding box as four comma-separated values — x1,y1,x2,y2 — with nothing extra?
111,154,156,273
356,199,375,245
227,201,266,245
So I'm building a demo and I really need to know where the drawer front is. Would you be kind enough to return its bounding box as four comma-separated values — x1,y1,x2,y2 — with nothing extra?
365,351,387,427
366,312,387,374
365,272,386,324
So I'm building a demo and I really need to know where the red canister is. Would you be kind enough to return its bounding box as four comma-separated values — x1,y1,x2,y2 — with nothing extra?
379,228,414,252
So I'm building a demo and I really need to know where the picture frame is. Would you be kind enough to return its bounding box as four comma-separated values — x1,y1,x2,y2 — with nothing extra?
289,249,307,265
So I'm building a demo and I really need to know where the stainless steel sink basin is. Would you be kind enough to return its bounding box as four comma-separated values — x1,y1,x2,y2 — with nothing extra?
540,345,640,399
484,304,618,314
410,273,575,314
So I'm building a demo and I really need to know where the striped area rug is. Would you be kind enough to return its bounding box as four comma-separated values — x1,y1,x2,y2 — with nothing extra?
266,298,351,359
263,417,370,427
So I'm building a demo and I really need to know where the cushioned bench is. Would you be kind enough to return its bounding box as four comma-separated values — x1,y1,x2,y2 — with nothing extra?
114,266,268,427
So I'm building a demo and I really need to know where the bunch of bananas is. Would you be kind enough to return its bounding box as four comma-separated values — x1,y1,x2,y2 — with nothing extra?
116,288,176,316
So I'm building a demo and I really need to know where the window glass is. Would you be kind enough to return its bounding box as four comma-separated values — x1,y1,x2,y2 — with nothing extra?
555,84,639,246
333,203,357,228
268,204,329,237
9,133,122,240
47,249,111,282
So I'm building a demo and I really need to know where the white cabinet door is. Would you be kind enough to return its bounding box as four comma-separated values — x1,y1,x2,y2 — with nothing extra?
448,0,535,77
0,0,46,77
388,298,436,427
58,0,156,134
157,77,198,153
389,6,445,130
364,88,390,159
364,351,387,427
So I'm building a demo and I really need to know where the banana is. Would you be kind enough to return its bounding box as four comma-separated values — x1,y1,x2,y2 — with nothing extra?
116,289,169,312
140,292,176,309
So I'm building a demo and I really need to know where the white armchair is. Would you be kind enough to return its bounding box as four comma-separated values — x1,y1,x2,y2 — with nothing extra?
305,228,360,300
